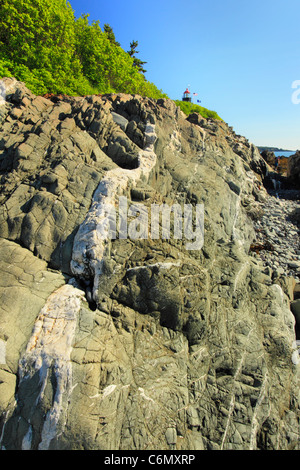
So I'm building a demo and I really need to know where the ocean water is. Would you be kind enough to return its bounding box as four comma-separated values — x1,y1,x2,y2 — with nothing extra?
274,151,296,158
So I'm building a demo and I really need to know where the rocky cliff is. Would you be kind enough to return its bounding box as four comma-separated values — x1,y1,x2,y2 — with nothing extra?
0,77,299,450
288,151,300,188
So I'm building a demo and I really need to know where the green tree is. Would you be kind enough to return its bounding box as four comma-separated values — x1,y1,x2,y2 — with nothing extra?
0,0,86,94
103,23,120,47
0,0,168,99
127,40,147,74
74,17,152,94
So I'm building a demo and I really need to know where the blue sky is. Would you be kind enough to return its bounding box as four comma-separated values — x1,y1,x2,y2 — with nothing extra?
70,0,300,150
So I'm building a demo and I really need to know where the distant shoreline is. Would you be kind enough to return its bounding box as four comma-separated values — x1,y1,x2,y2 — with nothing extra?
257,146,296,153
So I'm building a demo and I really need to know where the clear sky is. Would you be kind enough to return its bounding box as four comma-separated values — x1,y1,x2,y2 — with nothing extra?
69,0,300,150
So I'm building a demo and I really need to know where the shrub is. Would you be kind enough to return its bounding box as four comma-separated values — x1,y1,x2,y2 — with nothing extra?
174,100,222,121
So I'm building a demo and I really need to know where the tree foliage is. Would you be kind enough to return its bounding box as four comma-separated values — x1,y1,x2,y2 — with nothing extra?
127,40,147,74
0,0,167,98
103,23,120,47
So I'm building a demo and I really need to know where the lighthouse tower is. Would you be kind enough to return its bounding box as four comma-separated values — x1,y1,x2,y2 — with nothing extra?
182,87,191,102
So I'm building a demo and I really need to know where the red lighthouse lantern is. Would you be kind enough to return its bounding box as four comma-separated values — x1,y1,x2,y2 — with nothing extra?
182,88,191,102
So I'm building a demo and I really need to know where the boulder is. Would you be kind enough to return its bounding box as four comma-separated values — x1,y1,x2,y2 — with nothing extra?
111,111,128,131
291,299,300,322
260,149,276,167
288,151,300,188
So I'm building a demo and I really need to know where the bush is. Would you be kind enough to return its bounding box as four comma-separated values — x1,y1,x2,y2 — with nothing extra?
174,100,222,121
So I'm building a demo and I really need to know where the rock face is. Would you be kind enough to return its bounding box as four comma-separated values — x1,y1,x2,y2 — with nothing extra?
288,151,300,188
260,150,290,178
260,150,276,167
0,77,299,450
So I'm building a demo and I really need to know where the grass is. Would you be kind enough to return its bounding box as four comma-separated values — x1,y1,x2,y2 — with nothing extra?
174,100,222,121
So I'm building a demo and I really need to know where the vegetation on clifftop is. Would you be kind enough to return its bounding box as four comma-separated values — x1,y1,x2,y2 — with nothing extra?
174,100,222,121
0,0,167,98
0,0,221,120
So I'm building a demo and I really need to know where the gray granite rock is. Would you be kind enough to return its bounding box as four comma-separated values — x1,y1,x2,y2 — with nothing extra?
0,78,299,451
